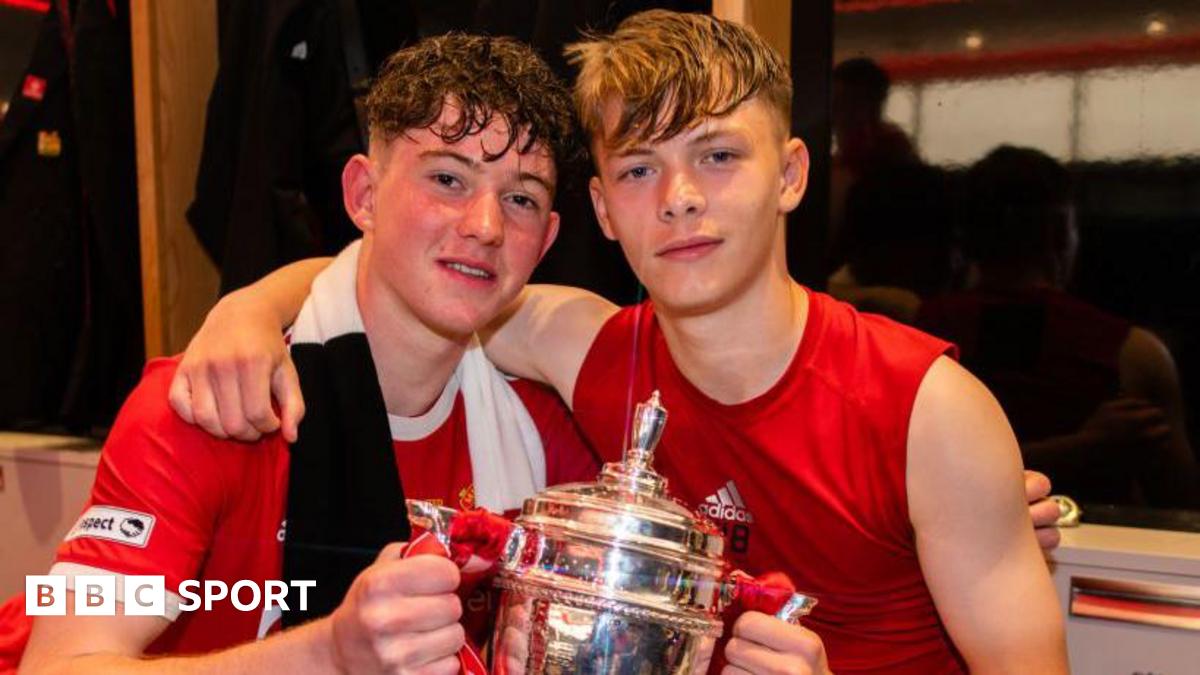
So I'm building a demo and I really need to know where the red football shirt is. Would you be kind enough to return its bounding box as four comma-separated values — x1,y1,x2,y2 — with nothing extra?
572,290,964,674
28,356,597,659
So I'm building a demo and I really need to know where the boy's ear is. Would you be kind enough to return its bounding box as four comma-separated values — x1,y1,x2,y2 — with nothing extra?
780,137,810,214
589,175,618,241
342,154,376,233
538,211,561,263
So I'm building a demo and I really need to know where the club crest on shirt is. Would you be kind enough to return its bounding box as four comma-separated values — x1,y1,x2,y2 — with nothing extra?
458,484,476,510
65,505,156,548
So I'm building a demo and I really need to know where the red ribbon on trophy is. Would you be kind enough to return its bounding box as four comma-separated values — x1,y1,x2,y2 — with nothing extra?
399,508,515,675
726,570,816,624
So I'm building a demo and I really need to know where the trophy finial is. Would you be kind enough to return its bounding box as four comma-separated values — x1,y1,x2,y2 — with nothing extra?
628,390,668,470
599,391,670,495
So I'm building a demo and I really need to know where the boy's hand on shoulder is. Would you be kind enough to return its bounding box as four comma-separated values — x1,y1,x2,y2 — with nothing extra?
168,291,304,443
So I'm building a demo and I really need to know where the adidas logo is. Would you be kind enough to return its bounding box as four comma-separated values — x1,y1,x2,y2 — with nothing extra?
699,480,754,524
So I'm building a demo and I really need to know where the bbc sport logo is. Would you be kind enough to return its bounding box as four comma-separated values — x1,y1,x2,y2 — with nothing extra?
26,575,316,616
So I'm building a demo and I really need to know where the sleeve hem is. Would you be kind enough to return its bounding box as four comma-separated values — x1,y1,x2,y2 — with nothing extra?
48,561,183,621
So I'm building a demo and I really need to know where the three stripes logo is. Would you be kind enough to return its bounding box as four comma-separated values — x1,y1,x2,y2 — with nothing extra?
700,480,755,524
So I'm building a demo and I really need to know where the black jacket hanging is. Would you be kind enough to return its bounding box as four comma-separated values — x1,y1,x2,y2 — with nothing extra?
187,0,418,294
186,0,709,299
0,1,84,429
0,0,142,432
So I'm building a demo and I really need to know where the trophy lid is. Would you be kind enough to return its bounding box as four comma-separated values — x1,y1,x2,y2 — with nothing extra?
515,391,724,561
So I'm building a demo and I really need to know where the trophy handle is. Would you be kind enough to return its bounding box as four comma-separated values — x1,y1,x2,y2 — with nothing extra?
406,499,520,569
405,499,462,550
722,570,818,625
401,500,490,675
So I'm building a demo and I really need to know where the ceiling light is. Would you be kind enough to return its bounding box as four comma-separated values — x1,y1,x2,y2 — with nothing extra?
1145,18,1168,36
964,31,984,51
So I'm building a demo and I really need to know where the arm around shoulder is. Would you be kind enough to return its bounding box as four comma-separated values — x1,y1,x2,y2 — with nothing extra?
168,256,333,442
907,356,1068,675
480,284,618,408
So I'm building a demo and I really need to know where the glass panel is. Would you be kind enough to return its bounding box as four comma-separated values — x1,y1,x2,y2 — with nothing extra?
918,74,1074,165
834,0,1200,521
1078,65,1200,161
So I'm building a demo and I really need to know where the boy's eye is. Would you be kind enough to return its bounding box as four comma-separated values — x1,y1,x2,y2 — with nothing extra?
620,165,652,180
508,194,539,210
706,150,736,163
433,173,460,188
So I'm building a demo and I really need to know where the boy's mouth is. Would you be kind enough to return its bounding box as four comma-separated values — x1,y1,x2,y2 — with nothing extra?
438,258,497,281
656,236,724,260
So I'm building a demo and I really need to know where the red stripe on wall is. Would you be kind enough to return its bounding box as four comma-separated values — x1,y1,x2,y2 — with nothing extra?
881,33,1200,82
836,0,963,13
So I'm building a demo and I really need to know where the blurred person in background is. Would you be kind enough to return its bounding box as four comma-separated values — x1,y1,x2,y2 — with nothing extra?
917,146,1198,509
829,57,920,269
827,162,961,322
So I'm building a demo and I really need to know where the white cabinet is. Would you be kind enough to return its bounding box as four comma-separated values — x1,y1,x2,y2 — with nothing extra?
0,433,100,600
1049,524,1200,675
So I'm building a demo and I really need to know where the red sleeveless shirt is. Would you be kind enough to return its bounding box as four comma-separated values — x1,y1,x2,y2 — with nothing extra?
573,288,963,674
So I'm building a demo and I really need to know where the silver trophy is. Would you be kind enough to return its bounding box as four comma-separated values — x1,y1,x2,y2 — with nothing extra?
409,391,815,674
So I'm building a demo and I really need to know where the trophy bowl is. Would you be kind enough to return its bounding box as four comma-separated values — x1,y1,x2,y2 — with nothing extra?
409,392,814,674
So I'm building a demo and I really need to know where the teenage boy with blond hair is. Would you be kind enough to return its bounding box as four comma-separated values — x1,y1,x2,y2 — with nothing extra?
170,11,1068,674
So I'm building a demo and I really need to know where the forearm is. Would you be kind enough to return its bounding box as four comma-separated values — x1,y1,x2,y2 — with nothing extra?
479,284,616,403
479,287,550,382
21,618,337,675
224,257,333,329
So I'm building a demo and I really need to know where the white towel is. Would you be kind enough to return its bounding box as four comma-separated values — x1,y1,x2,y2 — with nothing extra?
290,240,545,512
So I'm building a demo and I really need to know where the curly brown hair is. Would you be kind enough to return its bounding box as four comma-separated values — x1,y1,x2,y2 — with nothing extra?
567,10,791,149
364,34,583,182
